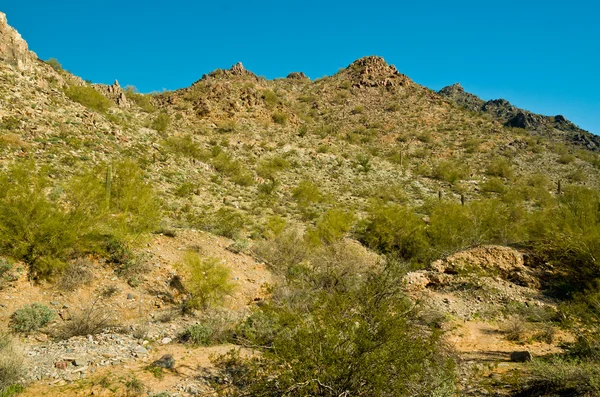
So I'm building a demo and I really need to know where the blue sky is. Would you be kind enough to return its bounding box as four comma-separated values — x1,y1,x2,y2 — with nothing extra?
3,1,599,133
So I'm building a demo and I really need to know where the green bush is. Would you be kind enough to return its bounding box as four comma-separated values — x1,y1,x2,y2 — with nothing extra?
45,58,63,72
272,111,287,124
9,303,55,333
486,157,514,178
432,159,469,184
358,203,428,261
262,90,280,108
218,262,456,396
307,209,355,246
0,161,160,279
177,253,235,311
0,163,84,278
124,86,155,112
151,112,170,133
64,85,112,112
163,134,208,160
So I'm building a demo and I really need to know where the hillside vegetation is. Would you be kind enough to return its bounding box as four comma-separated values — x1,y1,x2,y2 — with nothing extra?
0,11,599,397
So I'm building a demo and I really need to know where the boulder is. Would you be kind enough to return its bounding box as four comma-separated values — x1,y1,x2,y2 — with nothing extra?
510,350,532,362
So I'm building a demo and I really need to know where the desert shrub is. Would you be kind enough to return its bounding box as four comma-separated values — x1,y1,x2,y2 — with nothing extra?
177,252,235,311
256,156,290,179
0,163,85,278
432,159,469,184
526,186,600,288
486,157,514,178
215,120,237,134
252,228,308,274
218,262,456,396
481,176,507,194
272,111,287,124
56,297,116,339
262,90,280,108
519,359,600,397
64,85,112,112
306,209,355,246
0,160,159,279
101,160,162,236
174,181,197,197
0,116,20,131
58,258,94,291
358,203,428,262
0,334,24,395
9,303,55,333
151,112,170,133
124,86,155,112
45,58,63,72
426,202,476,257
503,316,528,342
292,180,324,209
180,311,235,345
163,134,208,160
211,152,253,185
209,208,246,239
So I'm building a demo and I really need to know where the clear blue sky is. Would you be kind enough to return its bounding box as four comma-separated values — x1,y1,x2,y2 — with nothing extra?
3,1,599,133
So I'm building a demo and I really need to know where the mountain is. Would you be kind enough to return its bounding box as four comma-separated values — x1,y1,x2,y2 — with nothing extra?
1,11,600,397
439,82,600,151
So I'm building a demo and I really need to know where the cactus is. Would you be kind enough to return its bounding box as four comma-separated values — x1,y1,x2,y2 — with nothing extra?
105,165,112,206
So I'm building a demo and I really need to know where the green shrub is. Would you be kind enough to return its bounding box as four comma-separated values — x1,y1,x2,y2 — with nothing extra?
219,262,456,396
307,209,355,246
151,112,170,133
64,85,112,112
486,157,514,178
9,303,55,333
432,160,469,184
272,111,287,124
257,156,290,180
292,180,324,209
163,134,208,160
0,117,20,131
177,253,235,311
481,176,507,194
45,58,63,72
520,359,600,396
262,90,280,108
0,163,84,278
124,86,155,112
358,203,428,261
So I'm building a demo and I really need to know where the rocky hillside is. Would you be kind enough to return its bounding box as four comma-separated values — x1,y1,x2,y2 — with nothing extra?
1,11,600,397
438,82,600,151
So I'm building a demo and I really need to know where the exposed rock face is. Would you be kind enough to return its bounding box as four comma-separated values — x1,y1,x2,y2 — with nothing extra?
0,12,37,70
286,71,308,80
438,82,600,151
438,83,484,112
93,80,130,108
344,56,411,88
201,62,258,81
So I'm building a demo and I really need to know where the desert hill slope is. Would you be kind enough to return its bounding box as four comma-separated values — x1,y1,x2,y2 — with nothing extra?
1,11,600,397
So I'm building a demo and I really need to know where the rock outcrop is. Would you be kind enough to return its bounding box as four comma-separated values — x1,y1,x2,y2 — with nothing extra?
94,80,130,108
342,56,412,88
0,12,37,70
438,82,600,151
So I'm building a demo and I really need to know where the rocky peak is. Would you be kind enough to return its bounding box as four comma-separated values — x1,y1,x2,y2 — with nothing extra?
201,62,258,81
438,82,464,96
0,12,37,70
343,56,410,88
93,80,129,108
286,71,308,80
